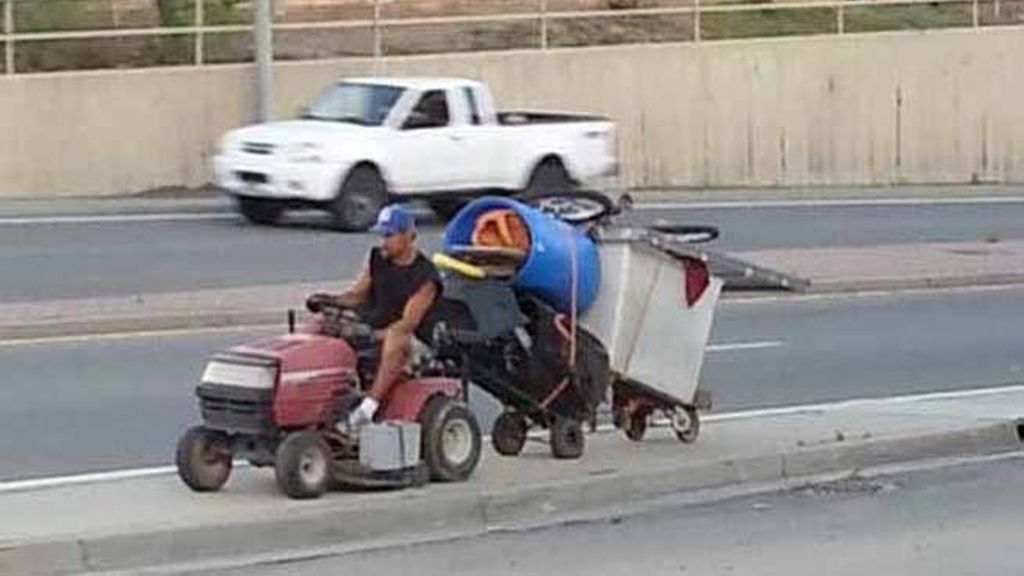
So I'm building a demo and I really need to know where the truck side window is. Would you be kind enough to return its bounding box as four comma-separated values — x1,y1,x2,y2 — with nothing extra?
405,90,450,129
463,87,481,126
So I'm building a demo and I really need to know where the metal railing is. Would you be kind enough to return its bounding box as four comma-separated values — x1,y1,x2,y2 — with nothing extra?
0,0,1018,75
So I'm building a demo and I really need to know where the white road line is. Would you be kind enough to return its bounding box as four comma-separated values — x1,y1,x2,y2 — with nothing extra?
0,324,281,348
705,340,784,352
722,283,1024,305
0,212,236,226
634,196,1024,211
705,383,1024,422
6,382,1020,495
0,465,179,493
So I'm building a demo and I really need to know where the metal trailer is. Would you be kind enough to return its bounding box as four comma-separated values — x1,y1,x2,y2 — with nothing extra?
580,225,723,443
439,190,803,449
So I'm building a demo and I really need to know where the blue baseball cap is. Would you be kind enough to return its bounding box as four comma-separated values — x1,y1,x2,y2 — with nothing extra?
372,204,416,235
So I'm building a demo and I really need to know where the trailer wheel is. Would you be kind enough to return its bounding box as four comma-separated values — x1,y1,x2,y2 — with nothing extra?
672,406,701,444
275,431,331,499
492,411,528,457
624,412,648,442
550,418,585,459
176,426,233,492
420,396,482,482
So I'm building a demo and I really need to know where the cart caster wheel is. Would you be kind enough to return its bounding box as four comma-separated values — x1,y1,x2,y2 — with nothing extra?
492,411,528,457
550,418,585,459
275,431,331,499
624,412,648,442
612,407,625,429
176,426,233,492
672,406,700,444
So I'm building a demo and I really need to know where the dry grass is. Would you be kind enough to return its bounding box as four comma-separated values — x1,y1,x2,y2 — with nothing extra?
7,0,1022,72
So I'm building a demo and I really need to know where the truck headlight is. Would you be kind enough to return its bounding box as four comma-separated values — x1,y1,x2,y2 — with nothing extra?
289,142,325,164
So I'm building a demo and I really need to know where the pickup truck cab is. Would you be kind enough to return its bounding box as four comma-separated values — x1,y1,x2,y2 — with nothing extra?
213,77,618,230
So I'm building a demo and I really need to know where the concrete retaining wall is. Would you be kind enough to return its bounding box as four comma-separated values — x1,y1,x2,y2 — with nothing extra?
2,27,1023,197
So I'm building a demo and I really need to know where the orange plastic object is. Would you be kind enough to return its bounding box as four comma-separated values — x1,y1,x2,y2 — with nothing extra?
471,209,531,251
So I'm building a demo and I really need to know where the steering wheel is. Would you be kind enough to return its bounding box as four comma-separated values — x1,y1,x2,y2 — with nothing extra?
524,189,617,225
318,304,376,343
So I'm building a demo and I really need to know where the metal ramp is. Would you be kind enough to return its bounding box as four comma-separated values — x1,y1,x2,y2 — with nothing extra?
529,191,811,293
645,233,811,292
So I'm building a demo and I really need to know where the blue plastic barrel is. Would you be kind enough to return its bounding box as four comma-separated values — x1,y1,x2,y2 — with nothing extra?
443,197,600,315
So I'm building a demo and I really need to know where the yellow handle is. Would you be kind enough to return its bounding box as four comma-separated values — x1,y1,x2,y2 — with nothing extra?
432,253,487,279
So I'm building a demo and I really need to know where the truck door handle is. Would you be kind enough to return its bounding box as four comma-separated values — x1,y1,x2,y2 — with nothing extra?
449,135,464,141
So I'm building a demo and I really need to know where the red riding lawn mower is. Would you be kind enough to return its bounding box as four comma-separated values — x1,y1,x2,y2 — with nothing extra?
175,304,482,499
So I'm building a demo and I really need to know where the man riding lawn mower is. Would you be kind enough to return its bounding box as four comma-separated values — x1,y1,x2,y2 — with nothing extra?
176,194,724,499
176,205,483,499
306,204,442,429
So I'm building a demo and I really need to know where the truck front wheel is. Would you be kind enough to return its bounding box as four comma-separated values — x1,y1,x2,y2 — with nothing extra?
332,165,387,232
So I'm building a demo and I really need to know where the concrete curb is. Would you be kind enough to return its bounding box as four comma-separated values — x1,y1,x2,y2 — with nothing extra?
0,311,287,342
2,422,1019,575
805,274,1024,295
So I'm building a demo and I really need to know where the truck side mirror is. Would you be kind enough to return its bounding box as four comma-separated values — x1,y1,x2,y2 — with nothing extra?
402,111,434,130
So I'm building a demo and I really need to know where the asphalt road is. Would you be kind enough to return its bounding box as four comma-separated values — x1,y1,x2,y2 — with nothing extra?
2,199,1023,302
1,287,1021,482
203,455,1024,576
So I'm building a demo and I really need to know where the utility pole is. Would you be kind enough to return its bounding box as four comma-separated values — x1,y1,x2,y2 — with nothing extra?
254,0,273,122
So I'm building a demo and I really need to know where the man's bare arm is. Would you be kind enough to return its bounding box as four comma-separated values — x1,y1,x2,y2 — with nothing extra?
335,264,371,308
389,280,438,337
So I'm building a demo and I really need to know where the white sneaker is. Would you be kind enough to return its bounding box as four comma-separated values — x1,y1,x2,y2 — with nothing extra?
347,397,380,428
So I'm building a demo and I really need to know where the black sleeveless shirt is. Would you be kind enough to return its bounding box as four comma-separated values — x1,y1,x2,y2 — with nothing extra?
364,247,441,330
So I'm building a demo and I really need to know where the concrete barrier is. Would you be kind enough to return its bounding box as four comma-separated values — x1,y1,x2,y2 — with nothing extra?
2,27,1024,198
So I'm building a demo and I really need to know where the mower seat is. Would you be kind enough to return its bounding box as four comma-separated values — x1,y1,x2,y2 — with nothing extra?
354,336,436,387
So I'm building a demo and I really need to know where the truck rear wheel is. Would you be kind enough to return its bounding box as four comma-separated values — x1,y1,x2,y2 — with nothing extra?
524,158,573,198
176,426,233,492
332,165,387,232
420,396,482,482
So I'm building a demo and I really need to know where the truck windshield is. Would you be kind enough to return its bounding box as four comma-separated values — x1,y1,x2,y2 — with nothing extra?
301,82,405,126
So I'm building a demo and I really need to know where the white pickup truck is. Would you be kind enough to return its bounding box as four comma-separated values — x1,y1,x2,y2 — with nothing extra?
212,77,619,231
